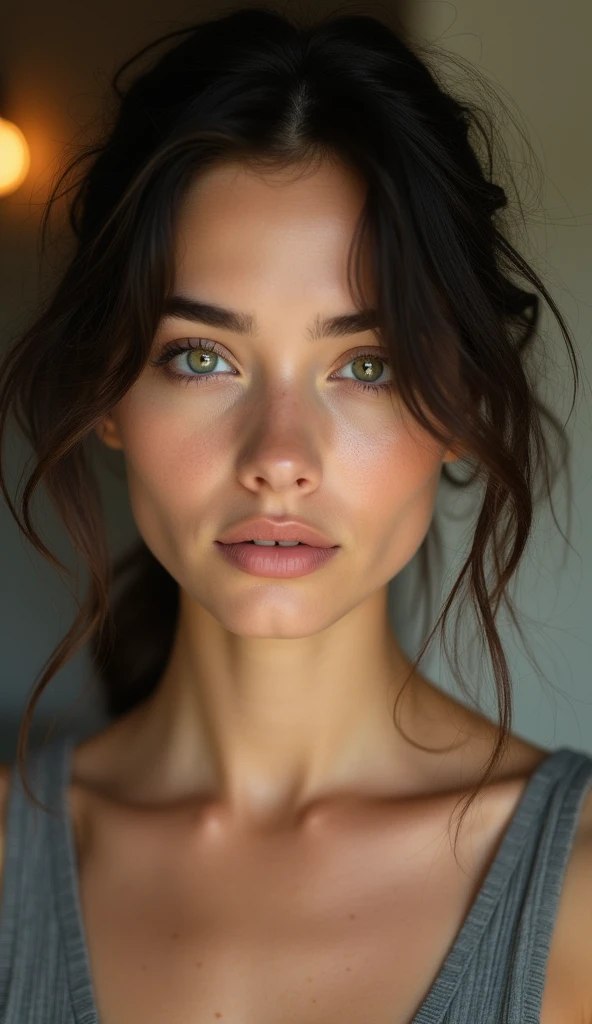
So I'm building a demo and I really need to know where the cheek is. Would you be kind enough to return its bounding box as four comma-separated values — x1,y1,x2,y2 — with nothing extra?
110,386,230,539
344,417,444,572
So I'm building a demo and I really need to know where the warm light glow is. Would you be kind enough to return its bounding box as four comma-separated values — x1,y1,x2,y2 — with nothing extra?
0,117,30,197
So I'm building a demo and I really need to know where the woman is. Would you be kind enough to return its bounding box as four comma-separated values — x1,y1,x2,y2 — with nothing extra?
0,6,590,1023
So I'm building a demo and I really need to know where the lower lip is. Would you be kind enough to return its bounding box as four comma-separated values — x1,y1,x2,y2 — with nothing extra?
214,541,340,578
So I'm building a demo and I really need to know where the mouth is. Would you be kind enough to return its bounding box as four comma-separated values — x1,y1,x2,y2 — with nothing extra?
219,540,335,548
242,540,306,546
214,537,340,578
215,517,337,548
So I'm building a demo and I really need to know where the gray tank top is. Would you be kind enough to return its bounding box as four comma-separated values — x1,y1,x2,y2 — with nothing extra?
1,734,592,1024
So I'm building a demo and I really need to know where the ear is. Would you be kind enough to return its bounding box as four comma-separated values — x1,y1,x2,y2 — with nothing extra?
94,413,124,451
442,441,466,463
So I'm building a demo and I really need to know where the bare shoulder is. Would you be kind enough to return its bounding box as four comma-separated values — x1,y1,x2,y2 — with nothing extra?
480,726,592,1023
432,696,592,1023
469,726,592,1024
541,773,592,1024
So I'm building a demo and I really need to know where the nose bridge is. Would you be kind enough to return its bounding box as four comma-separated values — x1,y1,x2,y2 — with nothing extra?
248,374,316,447
235,373,325,490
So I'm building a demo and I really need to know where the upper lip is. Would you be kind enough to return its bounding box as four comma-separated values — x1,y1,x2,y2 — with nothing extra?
216,516,338,548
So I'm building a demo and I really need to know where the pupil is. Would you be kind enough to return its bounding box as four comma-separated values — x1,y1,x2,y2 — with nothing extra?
188,350,216,373
354,356,381,382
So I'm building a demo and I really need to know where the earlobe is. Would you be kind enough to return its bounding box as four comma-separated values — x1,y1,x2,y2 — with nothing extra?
443,442,465,463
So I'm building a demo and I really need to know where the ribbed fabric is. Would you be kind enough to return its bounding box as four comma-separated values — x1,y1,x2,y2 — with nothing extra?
1,736,591,1023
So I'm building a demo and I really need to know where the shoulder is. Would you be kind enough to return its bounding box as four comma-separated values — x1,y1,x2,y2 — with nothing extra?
541,777,592,1024
502,737,592,1024
461,725,592,1024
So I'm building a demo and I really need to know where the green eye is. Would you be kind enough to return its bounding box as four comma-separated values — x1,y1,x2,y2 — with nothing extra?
151,339,393,396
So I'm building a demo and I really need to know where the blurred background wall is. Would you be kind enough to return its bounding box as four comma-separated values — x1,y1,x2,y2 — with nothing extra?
0,0,590,761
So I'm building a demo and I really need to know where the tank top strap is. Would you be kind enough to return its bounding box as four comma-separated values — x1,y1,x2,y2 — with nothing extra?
413,745,592,1024
0,735,69,1020
504,747,592,1023
46,734,99,1021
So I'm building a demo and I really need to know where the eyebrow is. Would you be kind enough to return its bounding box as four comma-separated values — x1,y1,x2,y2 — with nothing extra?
160,295,380,342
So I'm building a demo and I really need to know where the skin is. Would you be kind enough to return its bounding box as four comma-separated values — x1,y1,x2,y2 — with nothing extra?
94,154,488,828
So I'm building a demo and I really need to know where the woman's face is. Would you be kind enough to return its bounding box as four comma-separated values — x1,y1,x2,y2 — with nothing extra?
97,157,455,638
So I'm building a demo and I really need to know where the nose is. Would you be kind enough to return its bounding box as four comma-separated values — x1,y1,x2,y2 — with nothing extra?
234,391,324,496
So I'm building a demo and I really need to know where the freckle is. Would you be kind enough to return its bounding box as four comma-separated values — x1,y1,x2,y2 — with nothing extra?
214,1014,223,1018
196,961,202,967
140,963,147,971
349,913,356,920
171,931,180,939
346,967,351,972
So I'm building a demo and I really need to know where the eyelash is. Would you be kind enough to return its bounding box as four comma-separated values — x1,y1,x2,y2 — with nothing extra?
149,338,394,396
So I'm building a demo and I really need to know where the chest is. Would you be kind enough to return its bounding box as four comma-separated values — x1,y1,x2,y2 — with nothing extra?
70,783,581,1024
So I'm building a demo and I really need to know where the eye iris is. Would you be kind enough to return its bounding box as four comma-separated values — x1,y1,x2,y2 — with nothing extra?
179,349,385,382
187,349,217,374
353,356,382,383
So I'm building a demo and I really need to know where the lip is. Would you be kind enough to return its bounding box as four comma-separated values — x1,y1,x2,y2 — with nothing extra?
214,540,340,578
216,515,338,548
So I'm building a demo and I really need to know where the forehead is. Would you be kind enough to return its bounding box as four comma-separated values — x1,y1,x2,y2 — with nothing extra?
172,158,372,301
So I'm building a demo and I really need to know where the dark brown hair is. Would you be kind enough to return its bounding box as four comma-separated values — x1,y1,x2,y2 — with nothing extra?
0,4,579,852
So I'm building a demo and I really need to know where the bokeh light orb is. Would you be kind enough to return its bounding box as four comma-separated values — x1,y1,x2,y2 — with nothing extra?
0,118,30,197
